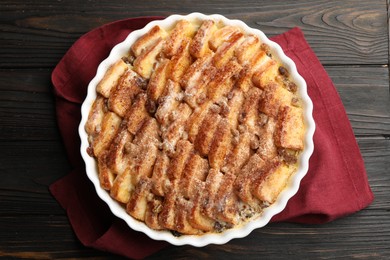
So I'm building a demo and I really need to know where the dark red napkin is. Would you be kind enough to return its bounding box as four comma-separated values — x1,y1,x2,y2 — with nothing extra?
50,17,374,259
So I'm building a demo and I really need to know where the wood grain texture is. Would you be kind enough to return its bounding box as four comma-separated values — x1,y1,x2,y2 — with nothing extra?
0,0,387,68
0,66,388,139
0,69,59,140
0,0,389,259
0,216,122,259
327,66,390,136
149,212,390,259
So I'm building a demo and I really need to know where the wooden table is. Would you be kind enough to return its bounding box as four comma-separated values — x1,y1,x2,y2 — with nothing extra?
1,0,389,259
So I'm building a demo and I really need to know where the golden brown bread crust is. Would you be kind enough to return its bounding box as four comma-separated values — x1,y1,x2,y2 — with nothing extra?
85,19,305,235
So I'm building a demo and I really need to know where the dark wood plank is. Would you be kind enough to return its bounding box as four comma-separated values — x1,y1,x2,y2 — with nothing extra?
357,137,390,210
0,206,388,259
0,137,386,217
0,0,387,68
0,216,124,259
0,140,71,215
0,66,388,142
149,211,390,259
0,69,60,141
326,66,390,136
0,69,63,141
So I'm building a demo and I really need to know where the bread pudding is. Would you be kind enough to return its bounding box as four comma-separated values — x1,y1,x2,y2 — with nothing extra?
84,17,306,236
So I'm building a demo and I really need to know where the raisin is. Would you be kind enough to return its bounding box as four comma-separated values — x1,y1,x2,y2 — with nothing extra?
214,222,224,233
86,146,94,157
171,230,182,237
122,55,135,65
146,99,156,114
278,66,289,77
287,82,297,92
136,76,148,90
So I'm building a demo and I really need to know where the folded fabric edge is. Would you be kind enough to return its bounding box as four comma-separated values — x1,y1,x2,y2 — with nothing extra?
49,169,105,244
277,27,374,210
